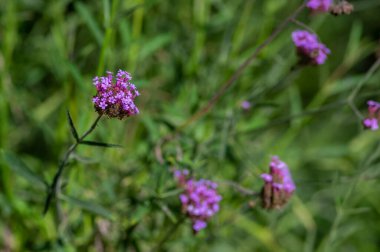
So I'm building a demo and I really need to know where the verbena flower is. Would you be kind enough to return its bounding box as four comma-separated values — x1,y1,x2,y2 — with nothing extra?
92,70,140,119
306,0,332,12
292,30,330,65
260,156,295,210
362,100,380,131
174,169,222,233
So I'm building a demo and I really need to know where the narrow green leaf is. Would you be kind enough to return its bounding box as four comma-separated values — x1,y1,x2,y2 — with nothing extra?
102,0,110,28
75,2,104,45
130,203,150,225
60,194,114,220
157,188,183,199
1,150,47,189
139,33,173,59
66,110,79,141
79,140,122,148
155,200,177,223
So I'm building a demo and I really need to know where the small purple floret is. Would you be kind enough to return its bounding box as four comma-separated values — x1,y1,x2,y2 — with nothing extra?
241,100,251,110
363,100,380,131
260,173,272,182
193,220,207,232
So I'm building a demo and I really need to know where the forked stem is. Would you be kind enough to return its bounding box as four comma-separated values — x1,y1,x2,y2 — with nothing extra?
43,114,102,215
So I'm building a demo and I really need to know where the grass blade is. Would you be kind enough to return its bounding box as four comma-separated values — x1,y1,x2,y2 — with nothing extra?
1,150,47,189
61,194,114,220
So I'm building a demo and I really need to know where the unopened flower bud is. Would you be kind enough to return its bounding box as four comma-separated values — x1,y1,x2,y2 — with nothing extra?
260,156,295,210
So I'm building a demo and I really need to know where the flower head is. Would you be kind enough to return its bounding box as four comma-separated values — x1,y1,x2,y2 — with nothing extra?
292,30,330,65
92,70,140,119
174,169,222,233
260,156,295,210
306,0,332,12
362,100,380,131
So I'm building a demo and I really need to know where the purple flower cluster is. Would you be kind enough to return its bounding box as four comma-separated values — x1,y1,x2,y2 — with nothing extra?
260,156,295,209
306,0,332,12
174,170,222,233
92,70,140,119
292,30,330,65
363,100,380,131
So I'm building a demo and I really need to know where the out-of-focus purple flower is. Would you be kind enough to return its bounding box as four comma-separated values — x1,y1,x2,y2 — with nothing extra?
241,100,251,110
362,100,380,131
261,156,295,210
92,70,140,119
306,0,332,12
292,30,330,65
173,170,222,233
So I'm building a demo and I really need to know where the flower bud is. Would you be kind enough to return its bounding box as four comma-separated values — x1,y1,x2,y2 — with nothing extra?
260,156,295,210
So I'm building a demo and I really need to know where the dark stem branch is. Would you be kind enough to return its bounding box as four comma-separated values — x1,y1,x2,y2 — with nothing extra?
43,114,102,215
290,18,316,34
219,180,259,196
155,216,186,251
154,4,306,164
347,57,380,120
177,4,306,130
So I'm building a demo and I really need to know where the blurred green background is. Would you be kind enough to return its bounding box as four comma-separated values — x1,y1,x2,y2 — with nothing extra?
1,0,380,251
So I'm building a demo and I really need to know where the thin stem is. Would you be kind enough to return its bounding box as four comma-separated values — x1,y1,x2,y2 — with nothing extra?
347,57,380,120
81,115,102,139
322,141,380,252
219,180,259,196
155,216,186,251
178,4,306,130
43,114,102,215
290,18,316,34
154,4,306,164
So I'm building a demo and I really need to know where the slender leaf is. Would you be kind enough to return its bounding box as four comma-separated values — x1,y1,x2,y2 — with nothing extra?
66,110,79,141
1,150,47,189
155,200,177,223
75,2,104,45
79,140,122,148
130,203,150,225
60,195,114,220
139,33,173,59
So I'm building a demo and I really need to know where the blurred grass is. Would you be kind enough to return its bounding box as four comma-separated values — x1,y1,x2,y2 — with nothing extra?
1,0,380,251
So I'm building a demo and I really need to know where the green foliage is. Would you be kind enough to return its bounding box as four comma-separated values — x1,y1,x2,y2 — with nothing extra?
1,0,380,251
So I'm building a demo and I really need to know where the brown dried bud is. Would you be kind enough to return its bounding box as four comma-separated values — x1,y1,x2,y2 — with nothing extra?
248,200,257,208
330,1,354,16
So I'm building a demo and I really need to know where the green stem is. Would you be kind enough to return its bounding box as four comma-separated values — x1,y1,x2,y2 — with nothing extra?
43,114,102,215
178,3,306,130
155,217,186,251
